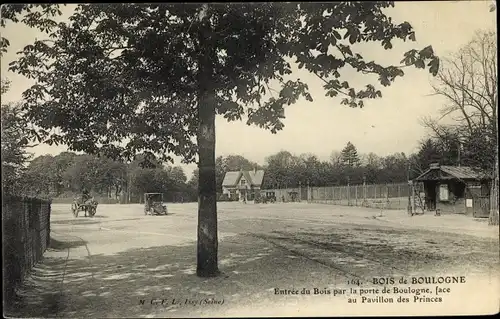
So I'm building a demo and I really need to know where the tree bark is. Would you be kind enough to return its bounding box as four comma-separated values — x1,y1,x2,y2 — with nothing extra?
196,15,219,277
196,91,219,277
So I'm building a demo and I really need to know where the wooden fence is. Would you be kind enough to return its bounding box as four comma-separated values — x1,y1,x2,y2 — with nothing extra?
309,183,410,210
266,182,411,210
2,195,52,307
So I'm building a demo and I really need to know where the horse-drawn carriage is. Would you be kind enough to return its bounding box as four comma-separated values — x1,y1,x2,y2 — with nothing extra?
71,197,98,218
144,193,168,215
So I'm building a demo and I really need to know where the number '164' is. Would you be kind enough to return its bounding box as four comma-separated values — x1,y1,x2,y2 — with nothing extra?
347,279,360,286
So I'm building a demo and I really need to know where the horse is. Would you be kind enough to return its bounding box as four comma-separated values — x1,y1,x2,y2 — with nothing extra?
71,198,98,217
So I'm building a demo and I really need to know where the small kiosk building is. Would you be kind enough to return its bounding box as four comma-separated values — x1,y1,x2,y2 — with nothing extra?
414,163,492,217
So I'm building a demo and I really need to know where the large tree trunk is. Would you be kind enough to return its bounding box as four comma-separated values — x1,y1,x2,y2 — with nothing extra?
196,94,219,277
196,14,219,277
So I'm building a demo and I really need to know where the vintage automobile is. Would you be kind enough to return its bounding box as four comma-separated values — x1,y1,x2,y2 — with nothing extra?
255,191,276,204
144,193,168,215
288,191,299,202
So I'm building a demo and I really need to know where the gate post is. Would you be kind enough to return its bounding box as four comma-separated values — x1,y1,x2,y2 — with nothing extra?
398,184,401,206
307,181,311,203
362,176,367,207
347,176,351,206
355,185,358,206
298,182,302,203
412,183,416,214
386,184,389,208
407,181,412,215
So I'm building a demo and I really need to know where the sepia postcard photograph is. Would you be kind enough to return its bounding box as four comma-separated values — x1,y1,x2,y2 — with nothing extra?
1,1,498,318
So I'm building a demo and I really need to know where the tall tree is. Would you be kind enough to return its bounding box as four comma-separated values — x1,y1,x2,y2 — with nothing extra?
8,3,439,276
1,79,34,195
25,155,59,196
421,29,497,224
340,142,360,167
422,30,496,169
169,166,188,185
363,154,382,183
364,152,382,168
164,166,188,201
93,156,127,198
51,152,77,195
1,103,33,195
380,152,408,183
300,154,321,186
1,78,10,94
264,151,297,188
131,168,162,198
411,138,441,174
223,155,260,171
213,157,226,193
63,154,101,193
330,150,343,167
432,30,496,142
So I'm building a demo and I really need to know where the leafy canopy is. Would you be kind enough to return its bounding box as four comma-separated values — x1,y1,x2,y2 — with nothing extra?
1,77,34,194
8,3,439,164
1,4,63,55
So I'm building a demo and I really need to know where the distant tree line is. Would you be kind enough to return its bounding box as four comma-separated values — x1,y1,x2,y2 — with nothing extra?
3,137,495,202
2,76,494,200
14,152,190,202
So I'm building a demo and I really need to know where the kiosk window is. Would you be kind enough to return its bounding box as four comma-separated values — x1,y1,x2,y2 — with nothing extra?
439,184,449,201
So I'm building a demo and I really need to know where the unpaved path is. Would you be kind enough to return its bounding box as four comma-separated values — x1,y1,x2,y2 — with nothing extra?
6,202,499,317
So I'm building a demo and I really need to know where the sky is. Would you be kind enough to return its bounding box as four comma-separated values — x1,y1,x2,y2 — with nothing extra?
0,1,497,179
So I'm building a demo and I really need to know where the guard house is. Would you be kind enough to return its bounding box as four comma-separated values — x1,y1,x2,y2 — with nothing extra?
414,163,492,217
222,169,265,202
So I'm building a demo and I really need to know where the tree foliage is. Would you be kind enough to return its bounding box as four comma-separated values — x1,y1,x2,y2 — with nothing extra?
261,146,413,188
5,2,441,276
6,3,440,164
419,28,497,224
1,79,33,194
1,4,64,56
20,151,194,201
19,138,495,199
422,30,497,171
19,151,268,201
340,141,360,167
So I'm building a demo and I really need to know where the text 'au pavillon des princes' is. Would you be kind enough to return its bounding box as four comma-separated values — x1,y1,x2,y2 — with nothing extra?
273,276,467,304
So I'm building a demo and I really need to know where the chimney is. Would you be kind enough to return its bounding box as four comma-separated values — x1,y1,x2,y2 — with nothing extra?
430,163,440,169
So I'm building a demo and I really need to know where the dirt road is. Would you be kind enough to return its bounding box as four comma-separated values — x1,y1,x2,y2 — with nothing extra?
8,202,499,317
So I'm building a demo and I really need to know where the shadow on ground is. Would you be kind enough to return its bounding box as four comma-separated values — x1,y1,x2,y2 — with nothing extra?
7,233,326,318
265,228,498,277
49,237,88,250
85,215,109,219
51,219,101,226
6,225,499,318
